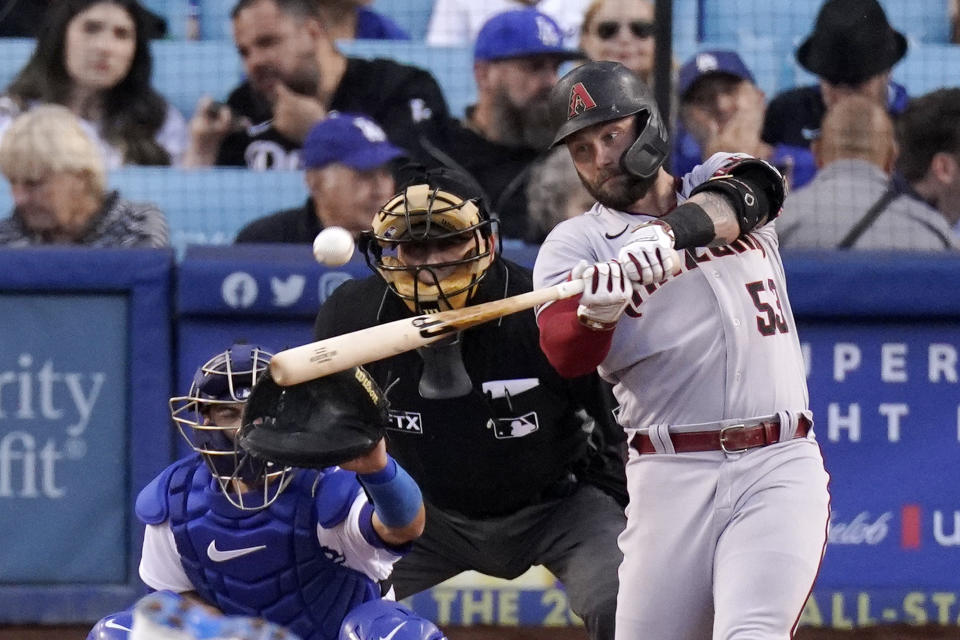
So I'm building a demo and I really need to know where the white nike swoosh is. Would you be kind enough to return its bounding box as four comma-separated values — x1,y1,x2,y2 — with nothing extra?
379,623,407,640
207,539,267,562
104,620,131,631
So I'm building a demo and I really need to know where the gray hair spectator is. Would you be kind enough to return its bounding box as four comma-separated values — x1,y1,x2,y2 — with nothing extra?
779,96,956,250
235,113,403,243
578,0,655,85
525,147,595,243
0,105,169,247
896,88,960,236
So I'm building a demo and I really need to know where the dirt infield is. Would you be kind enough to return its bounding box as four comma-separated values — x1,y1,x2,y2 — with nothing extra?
3,624,960,639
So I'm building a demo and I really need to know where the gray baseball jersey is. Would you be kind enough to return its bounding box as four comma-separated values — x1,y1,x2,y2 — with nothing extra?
533,153,830,640
534,153,808,428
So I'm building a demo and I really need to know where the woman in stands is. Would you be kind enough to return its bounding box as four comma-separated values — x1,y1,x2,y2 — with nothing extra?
0,0,187,167
578,0,656,85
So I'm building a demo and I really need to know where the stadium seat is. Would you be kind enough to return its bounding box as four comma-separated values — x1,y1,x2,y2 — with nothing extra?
0,168,308,257
0,38,35,92
140,0,235,40
372,0,436,40
882,0,951,44
700,0,950,46
338,39,476,117
892,43,960,96
151,40,244,118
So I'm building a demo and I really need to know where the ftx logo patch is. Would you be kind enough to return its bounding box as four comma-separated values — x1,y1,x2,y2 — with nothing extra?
388,410,423,434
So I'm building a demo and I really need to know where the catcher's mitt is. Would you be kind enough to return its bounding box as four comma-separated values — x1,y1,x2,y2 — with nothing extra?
238,366,389,468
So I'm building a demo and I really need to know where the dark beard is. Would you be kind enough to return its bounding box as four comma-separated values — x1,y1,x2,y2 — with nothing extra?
491,90,555,149
578,168,657,211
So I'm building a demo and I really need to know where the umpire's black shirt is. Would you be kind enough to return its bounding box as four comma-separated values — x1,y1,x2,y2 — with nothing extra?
313,259,615,518
218,57,450,169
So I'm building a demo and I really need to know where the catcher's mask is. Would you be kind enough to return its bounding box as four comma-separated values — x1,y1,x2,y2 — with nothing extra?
169,344,293,511
548,60,669,179
239,366,389,469
360,167,497,314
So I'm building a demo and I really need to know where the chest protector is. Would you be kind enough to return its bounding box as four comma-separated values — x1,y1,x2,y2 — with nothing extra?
157,458,380,640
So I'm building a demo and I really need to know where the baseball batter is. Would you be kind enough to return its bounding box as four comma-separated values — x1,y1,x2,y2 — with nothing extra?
533,61,831,639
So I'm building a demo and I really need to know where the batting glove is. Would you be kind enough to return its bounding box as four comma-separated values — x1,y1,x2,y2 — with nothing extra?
572,259,632,331
617,221,679,286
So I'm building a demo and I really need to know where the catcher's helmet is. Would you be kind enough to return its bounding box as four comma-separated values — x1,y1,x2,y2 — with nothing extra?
339,600,447,640
548,60,669,179
361,166,496,314
169,344,293,510
239,366,389,469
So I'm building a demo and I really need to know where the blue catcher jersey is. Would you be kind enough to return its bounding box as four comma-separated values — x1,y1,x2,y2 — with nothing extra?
136,456,401,640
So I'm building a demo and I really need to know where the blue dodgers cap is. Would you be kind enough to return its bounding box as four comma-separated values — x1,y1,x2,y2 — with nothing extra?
677,50,756,99
300,113,405,170
474,8,583,62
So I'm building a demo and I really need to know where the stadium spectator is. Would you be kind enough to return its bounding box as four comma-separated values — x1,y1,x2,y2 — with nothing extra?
235,113,403,242
422,8,584,240
578,0,655,85
317,0,409,40
525,147,595,243
426,0,589,47
673,50,816,189
762,0,909,186
897,88,960,237
779,96,956,250
0,105,169,248
953,0,960,44
185,0,448,170
0,0,186,167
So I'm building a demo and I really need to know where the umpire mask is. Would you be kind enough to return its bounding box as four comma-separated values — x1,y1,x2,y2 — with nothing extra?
362,168,496,314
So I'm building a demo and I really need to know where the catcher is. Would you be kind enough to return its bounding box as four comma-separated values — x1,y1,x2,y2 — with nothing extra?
87,343,444,640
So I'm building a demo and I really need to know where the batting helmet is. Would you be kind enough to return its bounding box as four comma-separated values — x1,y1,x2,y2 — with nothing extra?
339,600,447,640
169,344,292,510
238,366,389,469
361,166,496,314
548,60,669,178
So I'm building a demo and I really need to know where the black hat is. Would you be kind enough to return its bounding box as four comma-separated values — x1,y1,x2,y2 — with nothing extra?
796,0,907,85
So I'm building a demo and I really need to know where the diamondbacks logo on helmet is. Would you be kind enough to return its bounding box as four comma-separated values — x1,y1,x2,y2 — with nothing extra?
568,82,598,118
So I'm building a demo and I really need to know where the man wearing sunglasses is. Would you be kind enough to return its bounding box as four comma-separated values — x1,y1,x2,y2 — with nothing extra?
579,0,655,86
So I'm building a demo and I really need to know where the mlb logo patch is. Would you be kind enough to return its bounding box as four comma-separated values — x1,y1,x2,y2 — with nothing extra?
490,412,540,439
388,410,423,434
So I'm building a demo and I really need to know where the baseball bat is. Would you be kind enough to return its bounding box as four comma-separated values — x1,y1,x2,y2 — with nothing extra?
269,278,586,386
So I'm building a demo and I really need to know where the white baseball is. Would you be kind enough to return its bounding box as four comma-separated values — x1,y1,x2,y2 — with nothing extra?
312,227,355,266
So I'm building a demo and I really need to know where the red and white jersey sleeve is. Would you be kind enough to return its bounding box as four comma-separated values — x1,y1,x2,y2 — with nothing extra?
533,153,807,429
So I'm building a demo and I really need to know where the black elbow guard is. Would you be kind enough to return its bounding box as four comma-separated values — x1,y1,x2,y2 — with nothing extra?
689,158,786,234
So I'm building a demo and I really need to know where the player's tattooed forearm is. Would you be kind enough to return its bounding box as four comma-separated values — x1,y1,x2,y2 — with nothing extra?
687,191,742,246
